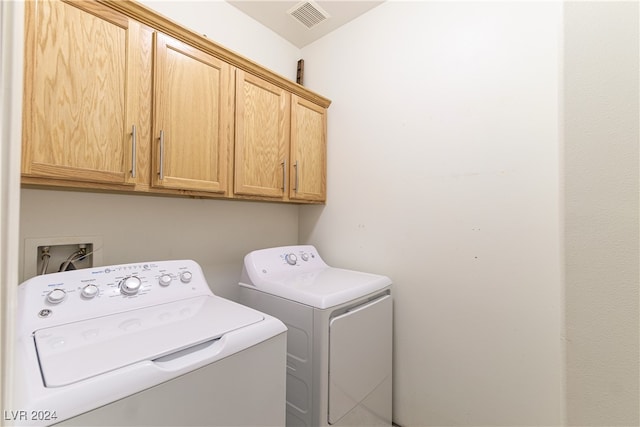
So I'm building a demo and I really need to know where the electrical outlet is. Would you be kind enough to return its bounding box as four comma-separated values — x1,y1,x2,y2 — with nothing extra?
24,236,103,280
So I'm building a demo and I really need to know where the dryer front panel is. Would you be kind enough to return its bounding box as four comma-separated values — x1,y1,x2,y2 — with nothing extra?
328,294,392,424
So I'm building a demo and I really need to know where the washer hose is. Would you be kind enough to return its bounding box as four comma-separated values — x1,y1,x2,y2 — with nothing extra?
40,247,51,275
59,248,87,272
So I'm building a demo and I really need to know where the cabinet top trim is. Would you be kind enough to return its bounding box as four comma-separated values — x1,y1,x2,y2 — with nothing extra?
97,0,331,108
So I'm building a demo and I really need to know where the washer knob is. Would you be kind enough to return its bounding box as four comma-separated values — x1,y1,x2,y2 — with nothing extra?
180,271,193,283
46,288,67,304
120,276,142,295
159,274,172,287
81,284,99,299
301,253,309,262
285,253,298,265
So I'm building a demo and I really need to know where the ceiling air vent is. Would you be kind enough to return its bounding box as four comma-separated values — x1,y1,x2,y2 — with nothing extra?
288,1,330,29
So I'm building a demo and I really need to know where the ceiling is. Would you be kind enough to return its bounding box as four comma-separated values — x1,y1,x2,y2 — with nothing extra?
227,1,384,48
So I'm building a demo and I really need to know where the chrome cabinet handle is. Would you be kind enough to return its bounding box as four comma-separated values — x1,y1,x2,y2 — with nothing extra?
130,125,137,178
281,160,287,192
159,130,165,180
293,160,299,192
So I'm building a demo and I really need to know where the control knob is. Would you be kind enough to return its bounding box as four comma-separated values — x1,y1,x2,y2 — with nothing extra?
180,271,193,283
46,288,67,304
159,274,172,287
81,284,99,299
285,253,298,265
120,276,142,295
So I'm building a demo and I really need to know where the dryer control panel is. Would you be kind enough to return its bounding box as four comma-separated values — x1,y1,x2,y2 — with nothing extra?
243,245,328,279
240,245,392,309
17,260,212,331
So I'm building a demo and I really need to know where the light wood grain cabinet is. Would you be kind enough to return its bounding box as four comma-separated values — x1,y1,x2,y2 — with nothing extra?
22,0,330,203
22,0,153,187
234,71,327,202
234,70,290,198
152,33,233,194
289,95,327,202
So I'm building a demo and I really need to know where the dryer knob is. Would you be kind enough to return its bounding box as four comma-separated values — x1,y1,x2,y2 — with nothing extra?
120,276,142,295
159,274,172,287
180,271,193,283
81,284,99,299
285,253,298,265
46,288,67,304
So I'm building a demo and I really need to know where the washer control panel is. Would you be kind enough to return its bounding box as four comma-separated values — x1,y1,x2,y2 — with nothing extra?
18,260,213,331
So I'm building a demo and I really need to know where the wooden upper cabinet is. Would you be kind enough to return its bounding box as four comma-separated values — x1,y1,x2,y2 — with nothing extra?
234,70,290,198
289,95,327,202
152,33,233,194
234,71,327,203
21,0,330,202
22,0,152,186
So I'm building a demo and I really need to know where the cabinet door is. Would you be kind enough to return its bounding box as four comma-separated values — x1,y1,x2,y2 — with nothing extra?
234,70,290,198
289,95,327,202
153,33,233,194
22,0,149,185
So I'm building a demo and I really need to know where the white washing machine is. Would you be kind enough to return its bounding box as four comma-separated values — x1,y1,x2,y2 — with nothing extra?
11,260,287,426
239,245,393,427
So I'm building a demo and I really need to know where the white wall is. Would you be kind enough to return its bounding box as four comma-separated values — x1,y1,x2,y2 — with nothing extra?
300,2,565,425
20,190,298,300
563,2,639,425
17,1,304,300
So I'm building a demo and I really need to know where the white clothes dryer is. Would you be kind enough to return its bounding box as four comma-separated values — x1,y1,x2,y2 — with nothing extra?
11,260,286,426
239,245,393,427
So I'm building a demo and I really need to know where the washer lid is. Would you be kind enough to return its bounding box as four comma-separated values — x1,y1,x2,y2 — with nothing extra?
245,267,391,309
34,295,263,387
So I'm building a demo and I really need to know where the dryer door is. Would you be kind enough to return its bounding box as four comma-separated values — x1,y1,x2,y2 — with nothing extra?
328,293,392,424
